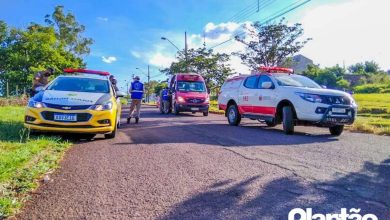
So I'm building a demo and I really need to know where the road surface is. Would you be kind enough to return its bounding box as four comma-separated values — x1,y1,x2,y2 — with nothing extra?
19,105,390,219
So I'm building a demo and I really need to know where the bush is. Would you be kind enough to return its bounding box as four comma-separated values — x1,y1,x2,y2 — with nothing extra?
0,96,28,107
354,84,390,94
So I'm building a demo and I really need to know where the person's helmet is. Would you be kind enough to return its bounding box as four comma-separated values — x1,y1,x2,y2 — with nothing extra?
134,76,140,80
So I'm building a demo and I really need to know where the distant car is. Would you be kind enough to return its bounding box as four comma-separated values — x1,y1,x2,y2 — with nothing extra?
24,69,125,139
218,67,358,135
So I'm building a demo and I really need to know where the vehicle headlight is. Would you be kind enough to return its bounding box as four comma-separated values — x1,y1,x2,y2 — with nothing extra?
28,100,46,108
205,97,210,103
90,101,113,111
177,96,185,103
296,92,322,103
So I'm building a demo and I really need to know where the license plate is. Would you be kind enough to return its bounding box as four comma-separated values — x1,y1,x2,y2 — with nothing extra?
191,107,199,111
332,108,346,114
54,113,77,122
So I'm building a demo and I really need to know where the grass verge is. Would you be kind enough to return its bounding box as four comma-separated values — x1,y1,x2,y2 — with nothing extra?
0,106,71,218
348,94,390,135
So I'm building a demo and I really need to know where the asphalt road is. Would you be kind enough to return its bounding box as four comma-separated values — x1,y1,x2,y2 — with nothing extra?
19,105,390,220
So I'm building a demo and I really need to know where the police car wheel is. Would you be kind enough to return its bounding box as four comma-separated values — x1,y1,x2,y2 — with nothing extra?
105,119,117,139
227,105,241,126
282,106,294,135
203,111,209,116
329,125,344,136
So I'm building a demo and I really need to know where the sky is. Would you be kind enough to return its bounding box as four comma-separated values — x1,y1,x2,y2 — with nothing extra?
1,0,390,91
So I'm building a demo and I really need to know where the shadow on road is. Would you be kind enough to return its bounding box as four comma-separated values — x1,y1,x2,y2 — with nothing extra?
118,106,338,146
159,158,390,220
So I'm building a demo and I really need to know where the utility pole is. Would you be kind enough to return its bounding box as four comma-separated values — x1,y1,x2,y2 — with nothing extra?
185,31,188,73
6,81,9,97
147,65,150,103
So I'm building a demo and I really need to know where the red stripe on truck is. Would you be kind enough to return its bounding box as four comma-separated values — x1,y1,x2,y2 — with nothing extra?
237,105,276,115
252,106,276,115
218,104,227,110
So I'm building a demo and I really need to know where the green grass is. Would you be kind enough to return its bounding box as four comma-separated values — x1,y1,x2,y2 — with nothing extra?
0,106,71,218
348,94,390,135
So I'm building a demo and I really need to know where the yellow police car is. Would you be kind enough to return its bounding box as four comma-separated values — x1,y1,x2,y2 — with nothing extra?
24,69,125,139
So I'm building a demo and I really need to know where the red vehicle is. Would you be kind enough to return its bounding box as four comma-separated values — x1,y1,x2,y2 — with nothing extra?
167,73,209,116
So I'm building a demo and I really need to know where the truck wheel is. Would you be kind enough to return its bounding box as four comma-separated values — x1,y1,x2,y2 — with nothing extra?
282,106,294,135
266,120,277,127
203,111,209,116
329,125,344,136
173,103,180,115
227,105,241,126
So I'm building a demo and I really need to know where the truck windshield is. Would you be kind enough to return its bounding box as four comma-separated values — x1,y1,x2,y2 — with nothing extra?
274,74,321,89
47,77,110,93
177,81,206,92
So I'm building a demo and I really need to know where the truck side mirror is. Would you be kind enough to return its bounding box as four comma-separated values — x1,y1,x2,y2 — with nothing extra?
261,82,273,89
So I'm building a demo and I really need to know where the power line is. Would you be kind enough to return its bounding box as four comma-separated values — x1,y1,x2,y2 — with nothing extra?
231,0,275,24
209,0,276,50
208,0,312,50
227,0,258,22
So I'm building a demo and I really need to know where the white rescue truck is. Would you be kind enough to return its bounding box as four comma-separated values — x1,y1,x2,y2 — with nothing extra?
218,67,358,135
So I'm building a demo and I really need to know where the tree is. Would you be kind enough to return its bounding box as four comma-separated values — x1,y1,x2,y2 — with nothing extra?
154,81,168,95
348,61,381,74
235,18,311,70
364,61,380,73
162,47,232,91
0,6,91,96
348,62,365,74
302,64,348,89
144,80,159,101
44,6,93,56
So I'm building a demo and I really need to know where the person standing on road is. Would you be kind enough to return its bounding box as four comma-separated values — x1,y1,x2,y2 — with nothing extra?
161,87,170,114
31,67,54,96
127,76,144,124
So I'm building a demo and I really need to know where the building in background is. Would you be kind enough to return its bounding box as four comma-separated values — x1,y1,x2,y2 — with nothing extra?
292,54,314,74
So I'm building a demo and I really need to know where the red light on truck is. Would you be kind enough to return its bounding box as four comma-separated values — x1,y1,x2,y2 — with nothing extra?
259,67,294,74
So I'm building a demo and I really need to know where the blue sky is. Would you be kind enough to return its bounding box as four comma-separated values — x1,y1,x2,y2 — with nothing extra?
1,0,390,91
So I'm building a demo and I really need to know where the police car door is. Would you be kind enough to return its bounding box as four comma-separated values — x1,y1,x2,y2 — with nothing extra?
252,75,276,116
239,75,258,114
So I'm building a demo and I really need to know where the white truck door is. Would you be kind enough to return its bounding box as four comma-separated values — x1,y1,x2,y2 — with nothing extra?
252,75,277,116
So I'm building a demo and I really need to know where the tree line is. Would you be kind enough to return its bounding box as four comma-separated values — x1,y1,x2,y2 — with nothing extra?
0,6,92,96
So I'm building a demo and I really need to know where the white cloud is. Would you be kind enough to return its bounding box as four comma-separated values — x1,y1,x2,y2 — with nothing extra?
298,0,390,70
145,21,251,74
97,17,108,22
131,51,142,59
101,56,117,63
149,52,176,68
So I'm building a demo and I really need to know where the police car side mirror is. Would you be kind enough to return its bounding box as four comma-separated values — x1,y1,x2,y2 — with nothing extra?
261,82,273,89
116,91,125,98
321,85,327,89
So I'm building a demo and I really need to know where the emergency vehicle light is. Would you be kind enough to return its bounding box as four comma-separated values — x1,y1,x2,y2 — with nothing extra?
181,75,199,81
259,66,294,74
64,68,110,76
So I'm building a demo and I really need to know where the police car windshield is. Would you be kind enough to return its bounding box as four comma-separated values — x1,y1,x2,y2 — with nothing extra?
274,74,321,89
47,77,110,93
177,81,206,92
